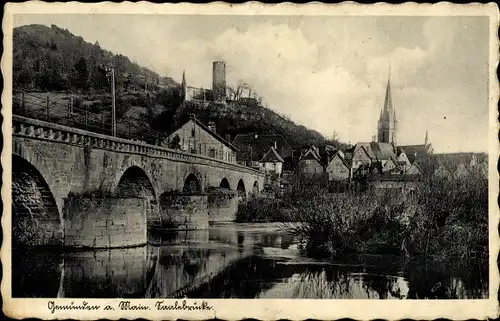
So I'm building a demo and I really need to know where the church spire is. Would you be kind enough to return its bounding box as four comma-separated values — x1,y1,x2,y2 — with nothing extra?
425,130,429,145
383,66,393,113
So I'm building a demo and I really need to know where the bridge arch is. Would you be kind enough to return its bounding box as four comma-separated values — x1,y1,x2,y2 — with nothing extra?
219,178,231,189
12,155,63,247
116,166,157,199
183,173,202,193
236,179,246,201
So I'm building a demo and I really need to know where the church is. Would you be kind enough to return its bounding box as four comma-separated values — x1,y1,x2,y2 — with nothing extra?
375,73,433,163
326,72,433,191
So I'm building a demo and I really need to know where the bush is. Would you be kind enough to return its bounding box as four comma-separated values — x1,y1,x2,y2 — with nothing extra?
235,197,294,222
285,173,488,260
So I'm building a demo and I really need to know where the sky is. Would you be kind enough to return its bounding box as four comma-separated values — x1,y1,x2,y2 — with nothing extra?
13,14,491,153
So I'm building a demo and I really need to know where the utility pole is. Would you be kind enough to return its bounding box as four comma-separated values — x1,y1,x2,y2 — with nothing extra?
105,67,116,137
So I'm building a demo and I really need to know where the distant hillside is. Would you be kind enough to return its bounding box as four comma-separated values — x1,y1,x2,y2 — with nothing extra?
158,100,336,150
13,24,340,150
13,24,177,92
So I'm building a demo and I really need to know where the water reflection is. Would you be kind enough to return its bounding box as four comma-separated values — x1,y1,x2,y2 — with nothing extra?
12,223,488,299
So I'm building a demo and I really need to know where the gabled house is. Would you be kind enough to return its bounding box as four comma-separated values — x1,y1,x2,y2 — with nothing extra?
382,156,400,173
259,147,285,178
352,144,374,169
165,116,238,163
232,133,293,167
434,164,452,178
298,145,324,174
396,148,412,171
326,150,350,181
430,152,488,180
406,162,423,175
454,163,470,179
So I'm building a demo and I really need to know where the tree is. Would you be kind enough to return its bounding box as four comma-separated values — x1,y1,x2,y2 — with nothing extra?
227,80,252,101
71,56,90,90
168,134,181,150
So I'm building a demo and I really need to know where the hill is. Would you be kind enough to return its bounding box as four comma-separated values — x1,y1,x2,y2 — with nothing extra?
13,24,340,150
13,24,178,92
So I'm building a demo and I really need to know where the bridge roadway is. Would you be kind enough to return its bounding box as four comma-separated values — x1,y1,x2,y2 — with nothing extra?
11,115,265,248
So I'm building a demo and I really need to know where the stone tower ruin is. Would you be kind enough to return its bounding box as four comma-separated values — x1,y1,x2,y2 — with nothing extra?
212,61,226,102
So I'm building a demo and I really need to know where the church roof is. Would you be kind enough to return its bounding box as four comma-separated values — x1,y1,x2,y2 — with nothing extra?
384,77,393,113
371,142,397,160
398,144,431,163
379,74,395,123
259,147,284,163
354,142,396,161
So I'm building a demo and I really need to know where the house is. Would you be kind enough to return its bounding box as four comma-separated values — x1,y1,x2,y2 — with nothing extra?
259,147,284,178
382,156,400,173
351,144,374,169
434,164,452,178
231,133,293,167
326,150,350,181
165,116,238,163
298,145,323,174
406,162,423,175
396,148,412,171
430,153,488,180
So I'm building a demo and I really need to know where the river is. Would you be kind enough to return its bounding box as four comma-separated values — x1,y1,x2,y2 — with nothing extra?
12,222,488,299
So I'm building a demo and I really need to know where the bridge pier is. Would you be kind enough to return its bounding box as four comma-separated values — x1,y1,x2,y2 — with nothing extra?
157,193,209,230
207,188,239,222
63,195,147,248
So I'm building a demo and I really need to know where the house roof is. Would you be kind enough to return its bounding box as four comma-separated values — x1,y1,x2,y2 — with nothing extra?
328,151,350,168
371,142,397,160
300,148,321,162
232,133,293,161
354,142,376,159
397,144,431,163
171,117,239,152
259,147,285,163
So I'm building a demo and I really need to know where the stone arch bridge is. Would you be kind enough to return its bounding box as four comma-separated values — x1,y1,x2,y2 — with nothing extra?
11,116,265,248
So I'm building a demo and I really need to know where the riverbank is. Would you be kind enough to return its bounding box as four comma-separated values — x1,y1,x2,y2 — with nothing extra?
236,172,488,260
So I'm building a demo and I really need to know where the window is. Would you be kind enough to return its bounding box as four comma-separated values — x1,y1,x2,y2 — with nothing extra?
209,148,215,158
191,128,195,137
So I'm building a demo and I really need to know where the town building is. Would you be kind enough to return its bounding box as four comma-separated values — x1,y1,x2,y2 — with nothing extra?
430,152,488,179
325,150,350,181
258,147,284,178
164,116,238,163
298,145,324,174
231,133,293,168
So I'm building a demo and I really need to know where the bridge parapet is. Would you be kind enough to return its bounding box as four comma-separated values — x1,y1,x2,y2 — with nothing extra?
13,115,265,177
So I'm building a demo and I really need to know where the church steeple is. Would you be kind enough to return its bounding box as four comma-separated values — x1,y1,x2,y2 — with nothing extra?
383,74,393,114
377,66,397,145
425,130,429,145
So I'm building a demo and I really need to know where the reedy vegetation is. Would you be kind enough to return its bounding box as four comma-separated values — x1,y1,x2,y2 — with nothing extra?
236,170,488,260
